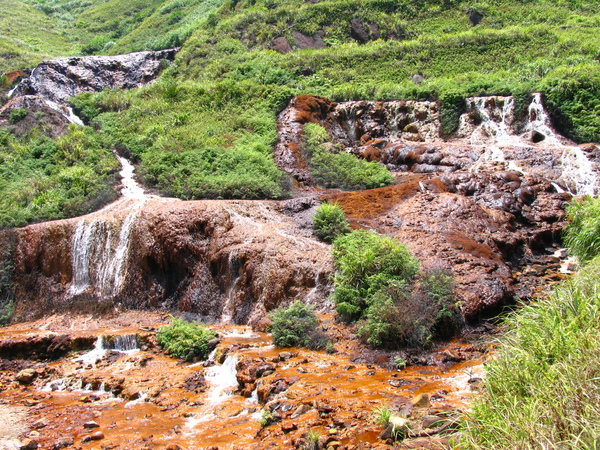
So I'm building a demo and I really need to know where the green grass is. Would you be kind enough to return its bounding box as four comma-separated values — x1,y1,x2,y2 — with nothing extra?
461,258,600,449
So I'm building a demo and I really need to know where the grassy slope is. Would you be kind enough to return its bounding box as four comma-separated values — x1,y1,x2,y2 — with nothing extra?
461,255,600,449
0,0,223,72
0,1,74,72
1,0,600,227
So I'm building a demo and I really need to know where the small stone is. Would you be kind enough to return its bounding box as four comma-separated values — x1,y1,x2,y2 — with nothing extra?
83,421,100,429
53,436,74,450
166,445,182,450
15,369,36,384
90,431,105,440
81,435,92,443
281,423,298,433
19,439,39,450
290,404,311,419
32,419,48,429
411,393,430,408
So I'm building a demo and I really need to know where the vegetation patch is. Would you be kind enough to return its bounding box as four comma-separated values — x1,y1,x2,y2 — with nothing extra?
157,318,217,361
332,230,461,348
301,123,394,190
462,197,600,448
268,300,332,351
312,201,351,243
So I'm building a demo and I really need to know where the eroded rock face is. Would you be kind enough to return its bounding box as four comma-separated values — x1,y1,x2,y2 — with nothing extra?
276,94,600,196
325,171,569,320
9,199,333,328
10,49,177,105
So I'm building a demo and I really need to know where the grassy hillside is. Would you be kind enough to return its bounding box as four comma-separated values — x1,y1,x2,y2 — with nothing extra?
0,0,224,73
1,0,600,227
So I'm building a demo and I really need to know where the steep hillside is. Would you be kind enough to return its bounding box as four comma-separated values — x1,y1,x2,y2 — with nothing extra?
1,0,600,227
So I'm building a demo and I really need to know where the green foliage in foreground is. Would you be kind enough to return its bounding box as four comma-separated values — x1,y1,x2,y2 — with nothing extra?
332,230,419,323
312,202,351,243
157,318,217,361
268,300,331,351
461,257,600,449
301,123,394,191
564,196,600,263
332,230,461,347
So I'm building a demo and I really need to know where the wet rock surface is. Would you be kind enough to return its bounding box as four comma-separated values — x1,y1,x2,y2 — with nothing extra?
10,49,177,106
0,316,492,450
8,199,333,328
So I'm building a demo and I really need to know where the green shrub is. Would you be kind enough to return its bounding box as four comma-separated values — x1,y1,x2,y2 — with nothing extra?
0,238,15,327
542,64,600,143
268,300,331,350
157,318,217,361
332,230,419,322
313,202,351,243
9,108,28,124
461,256,600,448
358,269,461,348
564,196,600,263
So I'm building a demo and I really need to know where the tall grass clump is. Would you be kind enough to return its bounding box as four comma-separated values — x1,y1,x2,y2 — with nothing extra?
563,195,600,264
461,256,600,449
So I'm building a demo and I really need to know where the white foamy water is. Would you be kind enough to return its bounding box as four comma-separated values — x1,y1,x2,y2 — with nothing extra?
45,99,85,126
115,155,146,199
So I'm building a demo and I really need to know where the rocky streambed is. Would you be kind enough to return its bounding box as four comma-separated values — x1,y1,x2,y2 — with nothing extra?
0,312,491,450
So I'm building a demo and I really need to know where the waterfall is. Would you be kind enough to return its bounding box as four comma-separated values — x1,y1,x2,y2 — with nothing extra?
524,93,561,146
45,99,85,127
560,147,599,195
69,209,139,298
204,354,239,402
69,154,146,297
463,96,517,146
102,334,140,352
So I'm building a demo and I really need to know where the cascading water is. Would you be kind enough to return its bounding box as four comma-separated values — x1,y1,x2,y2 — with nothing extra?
69,152,147,298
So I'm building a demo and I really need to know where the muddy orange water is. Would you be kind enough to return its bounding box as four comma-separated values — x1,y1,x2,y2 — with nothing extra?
0,313,488,449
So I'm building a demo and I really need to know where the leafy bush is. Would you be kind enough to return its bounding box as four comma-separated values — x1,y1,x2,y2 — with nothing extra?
313,202,351,243
564,196,600,263
461,256,600,448
332,230,419,322
268,300,331,350
358,269,462,348
157,318,217,361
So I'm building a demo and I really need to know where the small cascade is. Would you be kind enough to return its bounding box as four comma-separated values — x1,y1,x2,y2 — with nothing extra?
524,93,562,146
102,334,140,352
115,154,146,199
204,354,239,402
45,99,85,127
185,354,240,428
69,210,139,298
560,147,599,195
74,336,106,366
461,96,517,146
69,154,146,297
